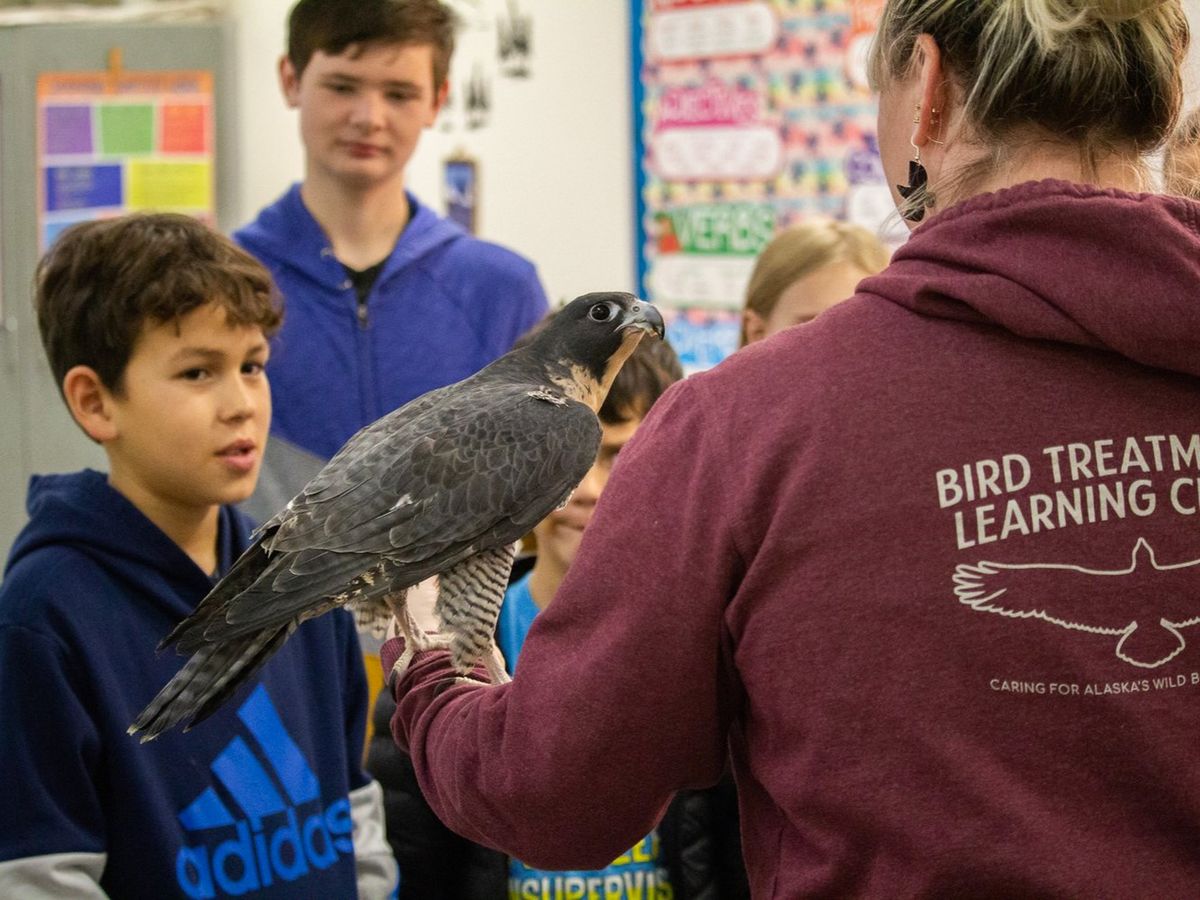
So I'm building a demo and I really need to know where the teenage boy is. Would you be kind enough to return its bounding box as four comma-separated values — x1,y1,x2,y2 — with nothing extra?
0,214,397,899
236,0,549,518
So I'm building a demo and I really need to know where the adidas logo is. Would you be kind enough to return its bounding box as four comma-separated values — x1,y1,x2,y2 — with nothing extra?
175,685,353,898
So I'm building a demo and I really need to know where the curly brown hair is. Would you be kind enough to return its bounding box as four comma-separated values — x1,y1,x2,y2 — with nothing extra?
35,213,281,397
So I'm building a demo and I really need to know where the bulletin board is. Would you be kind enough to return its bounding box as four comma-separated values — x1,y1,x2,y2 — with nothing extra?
37,59,214,249
630,0,894,372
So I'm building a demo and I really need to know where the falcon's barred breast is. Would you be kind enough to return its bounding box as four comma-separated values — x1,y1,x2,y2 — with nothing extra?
130,292,664,740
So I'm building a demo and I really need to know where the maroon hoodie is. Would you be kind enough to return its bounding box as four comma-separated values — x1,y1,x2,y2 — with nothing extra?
387,180,1200,897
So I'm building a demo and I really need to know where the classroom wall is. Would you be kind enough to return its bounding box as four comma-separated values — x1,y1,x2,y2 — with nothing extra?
230,0,635,306
233,0,1200,308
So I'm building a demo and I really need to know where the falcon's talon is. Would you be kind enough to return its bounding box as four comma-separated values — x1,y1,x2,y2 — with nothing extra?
481,651,511,686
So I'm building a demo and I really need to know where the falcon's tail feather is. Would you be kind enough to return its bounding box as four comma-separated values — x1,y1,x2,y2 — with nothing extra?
129,622,296,741
161,529,275,654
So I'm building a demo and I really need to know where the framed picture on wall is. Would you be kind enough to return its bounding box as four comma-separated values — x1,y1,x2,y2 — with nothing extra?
444,153,478,234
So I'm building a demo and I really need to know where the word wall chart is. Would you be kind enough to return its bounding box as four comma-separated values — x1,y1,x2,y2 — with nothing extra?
631,0,893,372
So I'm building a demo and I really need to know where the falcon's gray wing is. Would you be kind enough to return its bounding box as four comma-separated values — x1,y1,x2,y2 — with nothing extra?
203,384,600,639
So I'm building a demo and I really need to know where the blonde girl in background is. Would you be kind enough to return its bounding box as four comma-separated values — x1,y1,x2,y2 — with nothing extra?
739,219,890,346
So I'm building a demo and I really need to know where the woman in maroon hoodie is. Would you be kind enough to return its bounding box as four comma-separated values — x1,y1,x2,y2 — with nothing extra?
385,1,1200,895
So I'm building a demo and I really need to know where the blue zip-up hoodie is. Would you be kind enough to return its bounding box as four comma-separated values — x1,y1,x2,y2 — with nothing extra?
0,471,396,898
235,186,548,471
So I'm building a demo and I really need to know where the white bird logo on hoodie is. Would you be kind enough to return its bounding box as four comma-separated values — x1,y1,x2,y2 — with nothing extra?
952,538,1200,669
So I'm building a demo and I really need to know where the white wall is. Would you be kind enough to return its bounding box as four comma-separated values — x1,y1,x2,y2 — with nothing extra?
230,0,634,306
230,0,1200,308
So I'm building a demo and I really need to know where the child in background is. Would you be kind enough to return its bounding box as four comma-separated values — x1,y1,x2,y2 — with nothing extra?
0,214,396,898
494,329,682,673
236,0,548,519
740,219,890,347
366,322,749,899
237,0,550,747
497,323,749,900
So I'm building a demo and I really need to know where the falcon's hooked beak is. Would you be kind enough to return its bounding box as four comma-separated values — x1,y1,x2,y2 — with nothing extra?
618,300,665,341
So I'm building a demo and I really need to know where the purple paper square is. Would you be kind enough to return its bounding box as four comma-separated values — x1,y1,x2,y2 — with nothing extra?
44,105,93,155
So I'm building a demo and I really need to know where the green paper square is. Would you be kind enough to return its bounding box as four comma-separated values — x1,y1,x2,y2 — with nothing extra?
99,104,154,155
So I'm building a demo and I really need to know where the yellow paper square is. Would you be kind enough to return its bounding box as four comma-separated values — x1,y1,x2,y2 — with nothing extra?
127,160,212,210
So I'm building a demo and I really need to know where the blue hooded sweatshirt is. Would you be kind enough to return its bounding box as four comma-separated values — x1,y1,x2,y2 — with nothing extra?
0,471,396,898
234,187,549,519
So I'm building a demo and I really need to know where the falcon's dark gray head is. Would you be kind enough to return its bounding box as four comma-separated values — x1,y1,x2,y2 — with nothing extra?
532,292,665,412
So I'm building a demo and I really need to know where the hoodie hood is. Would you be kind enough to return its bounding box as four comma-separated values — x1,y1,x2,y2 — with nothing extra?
5,470,247,615
234,183,465,295
859,180,1200,379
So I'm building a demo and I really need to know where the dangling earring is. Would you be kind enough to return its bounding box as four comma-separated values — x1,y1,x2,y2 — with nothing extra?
896,149,929,222
897,105,931,223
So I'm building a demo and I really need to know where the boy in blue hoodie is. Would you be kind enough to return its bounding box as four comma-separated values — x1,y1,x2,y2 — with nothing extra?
234,0,548,518
0,214,397,898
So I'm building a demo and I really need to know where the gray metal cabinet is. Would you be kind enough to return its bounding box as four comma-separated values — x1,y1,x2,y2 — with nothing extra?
0,19,237,560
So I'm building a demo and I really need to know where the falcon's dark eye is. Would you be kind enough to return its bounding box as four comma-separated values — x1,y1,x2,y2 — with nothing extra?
588,303,614,323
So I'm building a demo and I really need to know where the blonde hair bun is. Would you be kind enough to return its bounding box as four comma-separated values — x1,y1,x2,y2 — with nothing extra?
870,0,1188,151
1012,0,1177,51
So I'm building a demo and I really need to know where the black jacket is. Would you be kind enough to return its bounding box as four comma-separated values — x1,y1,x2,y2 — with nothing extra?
368,687,750,899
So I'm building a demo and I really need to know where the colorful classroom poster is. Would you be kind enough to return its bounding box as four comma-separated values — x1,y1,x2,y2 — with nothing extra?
37,66,214,249
631,0,894,369
663,307,744,376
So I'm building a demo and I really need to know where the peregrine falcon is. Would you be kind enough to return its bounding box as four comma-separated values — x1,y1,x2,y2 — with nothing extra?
130,292,664,740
